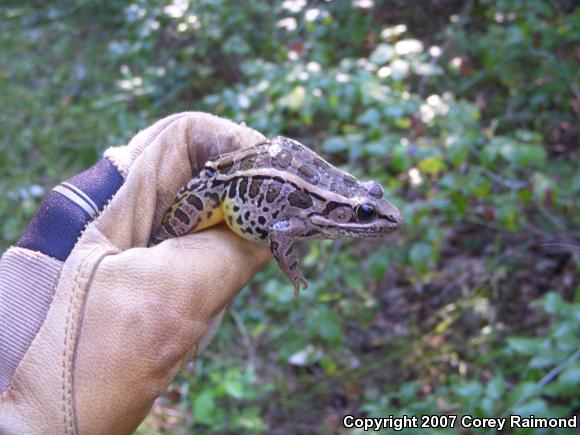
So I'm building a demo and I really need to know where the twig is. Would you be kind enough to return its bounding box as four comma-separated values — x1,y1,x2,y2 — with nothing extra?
498,348,580,421
481,167,528,190
533,200,568,233
230,308,256,366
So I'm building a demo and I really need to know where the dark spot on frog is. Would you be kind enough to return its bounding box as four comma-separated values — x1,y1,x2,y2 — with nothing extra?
330,181,352,198
289,141,303,152
206,192,220,207
256,228,268,239
249,178,262,198
297,164,320,185
228,216,233,226
233,205,240,212
272,210,280,218
217,156,234,174
163,223,177,237
272,149,293,169
285,246,293,256
251,220,255,226
343,174,358,187
266,182,282,203
313,157,330,170
186,194,204,211
244,211,250,220
184,181,203,193
263,207,269,212
239,153,257,171
174,209,190,225
207,211,213,219
236,216,243,225
245,227,254,235
288,189,313,209
238,178,248,201
228,178,238,199
321,201,347,216
258,216,266,225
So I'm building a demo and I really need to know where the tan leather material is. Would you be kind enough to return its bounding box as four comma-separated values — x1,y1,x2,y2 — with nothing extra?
0,113,272,434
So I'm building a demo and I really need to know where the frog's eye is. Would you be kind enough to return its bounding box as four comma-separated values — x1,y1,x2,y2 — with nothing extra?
328,207,354,223
356,203,377,223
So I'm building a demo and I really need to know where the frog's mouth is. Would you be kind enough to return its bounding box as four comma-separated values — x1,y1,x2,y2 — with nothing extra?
309,215,400,237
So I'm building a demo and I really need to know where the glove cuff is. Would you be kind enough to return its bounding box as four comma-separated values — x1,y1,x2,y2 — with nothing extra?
0,247,62,394
17,157,124,262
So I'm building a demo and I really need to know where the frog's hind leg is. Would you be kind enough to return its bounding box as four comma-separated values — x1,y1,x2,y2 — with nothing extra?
149,178,224,246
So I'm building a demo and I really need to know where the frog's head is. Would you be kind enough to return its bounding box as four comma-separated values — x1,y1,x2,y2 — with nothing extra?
309,181,402,239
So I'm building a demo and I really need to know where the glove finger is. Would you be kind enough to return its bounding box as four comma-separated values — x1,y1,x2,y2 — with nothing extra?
147,225,272,321
96,113,266,249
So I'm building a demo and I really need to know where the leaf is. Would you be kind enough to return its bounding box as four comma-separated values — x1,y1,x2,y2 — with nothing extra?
322,136,346,153
447,138,469,166
193,390,217,425
531,172,558,203
398,381,421,401
344,272,365,292
284,85,306,110
365,141,390,156
357,108,381,125
418,155,445,175
507,381,539,405
409,242,436,272
515,129,542,143
491,136,546,167
485,374,505,399
391,145,411,172
224,370,244,399
454,381,483,398
539,292,565,314
507,337,541,355
369,43,395,64
529,355,557,369
558,363,580,386
512,398,549,418
307,307,343,345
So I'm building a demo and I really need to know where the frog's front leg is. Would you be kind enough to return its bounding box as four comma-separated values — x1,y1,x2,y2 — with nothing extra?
269,218,310,297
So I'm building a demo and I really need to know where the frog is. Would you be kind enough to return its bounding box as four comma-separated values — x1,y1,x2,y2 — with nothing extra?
149,136,402,295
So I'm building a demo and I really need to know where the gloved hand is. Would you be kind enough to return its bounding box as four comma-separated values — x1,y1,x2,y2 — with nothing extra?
0,112,271,434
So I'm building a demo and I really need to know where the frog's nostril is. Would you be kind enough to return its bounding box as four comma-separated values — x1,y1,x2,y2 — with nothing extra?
385,212,402,227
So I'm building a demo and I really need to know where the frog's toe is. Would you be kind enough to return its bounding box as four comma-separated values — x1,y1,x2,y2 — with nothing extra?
291,274,308,298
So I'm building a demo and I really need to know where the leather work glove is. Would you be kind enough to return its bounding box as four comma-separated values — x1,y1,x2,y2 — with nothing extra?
0,112,272,434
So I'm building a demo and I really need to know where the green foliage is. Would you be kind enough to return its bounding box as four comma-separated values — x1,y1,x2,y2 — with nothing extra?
1,0,578,433
361,291,580,434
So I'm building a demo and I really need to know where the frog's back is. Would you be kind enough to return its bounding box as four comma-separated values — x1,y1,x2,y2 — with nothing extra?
209,137,367,199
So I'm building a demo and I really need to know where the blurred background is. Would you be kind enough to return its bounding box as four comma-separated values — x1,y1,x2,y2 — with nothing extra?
1,0,578,433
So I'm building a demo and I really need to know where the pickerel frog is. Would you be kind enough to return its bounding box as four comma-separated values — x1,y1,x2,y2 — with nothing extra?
150,137,402,295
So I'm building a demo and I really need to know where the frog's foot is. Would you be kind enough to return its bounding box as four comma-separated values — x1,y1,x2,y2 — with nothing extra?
269,218,310,296
292,274,308,298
